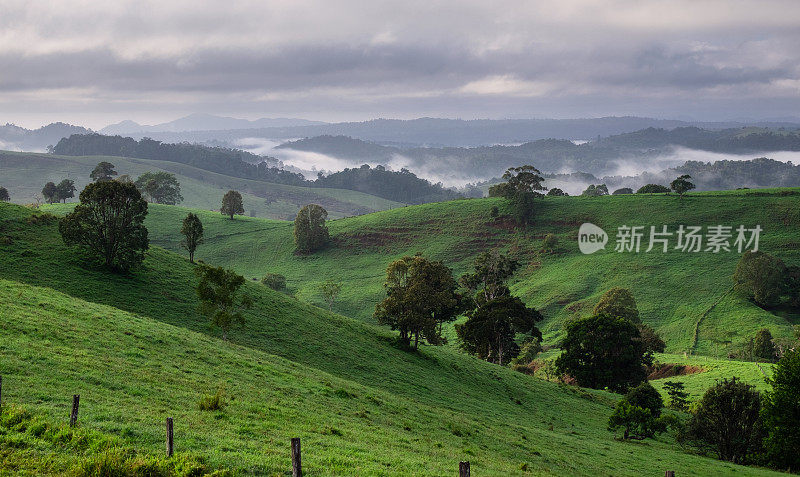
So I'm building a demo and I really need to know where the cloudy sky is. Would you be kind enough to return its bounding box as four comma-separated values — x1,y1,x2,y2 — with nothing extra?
3,0,800,129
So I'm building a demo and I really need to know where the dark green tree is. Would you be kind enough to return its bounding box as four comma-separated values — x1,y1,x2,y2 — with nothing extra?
681,378,763,464
293,204,329,254
663,381,690,411
608,382,666,440
636,184,670,194
457,295,543,365
220,190,244,219
55,179,76,203
135,171,183,205
0,187,9,201
488,166,545,226
594,287,640,323
90,161,117,182
58,181,149,271
752,328,777,362
42,182,59,204
612,187,633,195
556,313,648,392
374,255,464,349
762,350,800,472
670,174,696,199
195,264,252,340
320,280,342,311
546,188,568,196
459,251,519,303
734,251,787,307
180,213,204,263
581,184,609,196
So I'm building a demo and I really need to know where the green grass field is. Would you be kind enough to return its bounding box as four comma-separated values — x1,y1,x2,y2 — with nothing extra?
0,200,785,475
78,188,800,357
0,150,404,219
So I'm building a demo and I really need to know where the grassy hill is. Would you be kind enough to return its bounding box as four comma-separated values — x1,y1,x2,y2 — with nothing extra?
96,189,800,357
0,201,782,475
0,150,404,219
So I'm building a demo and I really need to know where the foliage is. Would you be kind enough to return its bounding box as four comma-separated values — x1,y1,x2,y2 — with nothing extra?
594,287,640,323
90,161,117,182
733,251,787,307
556,313,647,393
261,273,287,291
637,323,666,358
541,233,558,252
198,388,227,411
608,384,669,441
374,254,463,349
293,204,330,254
581,184,609,196
180,213,204,263
663,381,690,411
752,328,777,362
625,382,664,418
489,205,499,218
58,180,148,271
42,181,59,204
671,174,696,198
681,377,764,464
762,350,800,472
459,251,519,303
0,186,9,201
637,184,670,193
320,279,343,311
220,190,244,219
55,179,76,203
546,187,568,196
612,187,633,195
511,338,542,366
489,166,546,226
195,264,252,340
135,171,183,205
457,295,543,365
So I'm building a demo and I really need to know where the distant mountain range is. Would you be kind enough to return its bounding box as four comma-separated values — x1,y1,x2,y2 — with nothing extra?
0,122,93,151
99,113,327,135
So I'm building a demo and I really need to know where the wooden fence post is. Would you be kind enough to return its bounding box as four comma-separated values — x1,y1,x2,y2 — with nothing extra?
459,461,470,477
166,417,174,457
665,472,675,477
291,437,302,477
69,394,80,427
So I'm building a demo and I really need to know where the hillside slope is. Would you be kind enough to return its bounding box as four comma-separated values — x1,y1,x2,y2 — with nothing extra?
121,189,800,356
0,150,404,219
0,202,781,476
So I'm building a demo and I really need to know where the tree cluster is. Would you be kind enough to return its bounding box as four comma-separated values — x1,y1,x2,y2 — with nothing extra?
293,204,329,254
134,171,183,205
488,165,546,226
42,179,76,204
734,251,800,309
315,164,461,204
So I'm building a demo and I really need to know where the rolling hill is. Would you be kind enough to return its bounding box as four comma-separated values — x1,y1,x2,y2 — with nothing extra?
0,150,404,219
0,201,782,475
98,189,800,358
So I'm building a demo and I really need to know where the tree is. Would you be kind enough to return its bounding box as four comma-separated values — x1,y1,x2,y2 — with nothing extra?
636,184,670,194
681,377,763,464
0,187,9,201
459,251,519,303
457,295,543,365
636,323,666,359
195,264,252,340
734,251,787,307
608,382,666,440
135,171,183,205
670,174,696,199
581,184,609,196
42,182,59,204
546,188,568,196
374,255,464,349
762,350,800,472
293,204,329,254
220,190,244,219
555,313,648,392
752,328,777,362
612,187,633,195
488,166,545,226
90,161,117,182
261,273,287,291
594,287,640,323
320,280,342,311
55,179,76,203
58,180,149,271
663,381,690,411
180,213,204,263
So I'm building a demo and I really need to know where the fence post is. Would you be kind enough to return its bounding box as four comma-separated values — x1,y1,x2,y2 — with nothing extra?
166,417,174,457
69,394,80,427
459,461,470,477
291,437,302,477
665,472,675,477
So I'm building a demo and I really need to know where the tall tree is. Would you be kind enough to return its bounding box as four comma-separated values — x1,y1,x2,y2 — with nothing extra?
762,350,800,472
55,179,76,203
41,182,59,204
180,213,204,263
459,251,519,303
320,280,343,311
488,165,545,226
594,287,640,323
374,255,463,349
670,174,696,199
135,171,183,205
195,264,252,340
734,251,787,307
220,190,244,219
0,187,9,201
90,161,117,182
293,204,329,254
752,328,777,362
556,313,648,392
58,181,149,271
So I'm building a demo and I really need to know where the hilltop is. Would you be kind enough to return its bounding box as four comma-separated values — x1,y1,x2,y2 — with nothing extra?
0,200,779,475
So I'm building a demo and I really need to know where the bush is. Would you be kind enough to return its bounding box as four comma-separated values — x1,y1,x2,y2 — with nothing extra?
261,273,287,291
511,339,542,366
541,233,558,252
489,206,499,218
612,187,633,195
636,184,670,193
198,388,226,411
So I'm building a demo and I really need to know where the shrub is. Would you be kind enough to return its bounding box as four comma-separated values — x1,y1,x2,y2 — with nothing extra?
541,233,558,252
198,388,227,411
261,273,287,291
612,187,633,195
636,184,670,193
489,205,499,218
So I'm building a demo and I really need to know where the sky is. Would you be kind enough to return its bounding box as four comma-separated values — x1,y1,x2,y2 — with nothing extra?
2,0,800,129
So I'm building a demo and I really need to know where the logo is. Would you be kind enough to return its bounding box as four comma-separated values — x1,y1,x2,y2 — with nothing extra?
578,223,608,254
